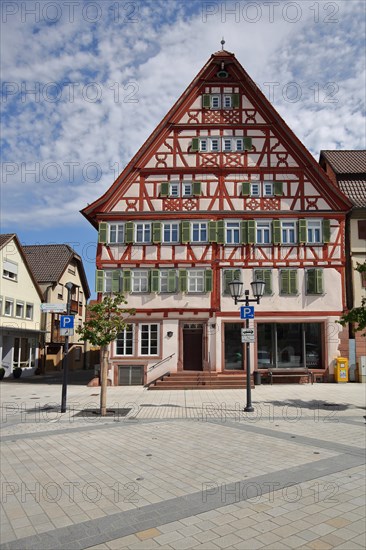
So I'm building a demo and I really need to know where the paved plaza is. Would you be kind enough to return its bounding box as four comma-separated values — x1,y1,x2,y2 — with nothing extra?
0,375,365,549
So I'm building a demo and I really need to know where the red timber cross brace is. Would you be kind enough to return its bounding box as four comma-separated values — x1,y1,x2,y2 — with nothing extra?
81,48,352,387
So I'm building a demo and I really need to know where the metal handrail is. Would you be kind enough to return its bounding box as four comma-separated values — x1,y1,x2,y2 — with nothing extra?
148,353,175,372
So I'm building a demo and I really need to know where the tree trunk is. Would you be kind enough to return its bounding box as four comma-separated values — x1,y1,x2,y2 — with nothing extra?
100,346,109,416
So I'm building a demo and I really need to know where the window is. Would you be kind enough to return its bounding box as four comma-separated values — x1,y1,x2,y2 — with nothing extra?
280,270,298,295
104,271,113,293
361,270,366,288
4,299,13,316
3,260,18,281
169,182,180,197
183,183,192,197
163,222,180,244
191,222,208,243
116,326,134,355
282,221,297,244
226,222,240,245
253,269,272,295
235,139,243,151
25,304,34,320
307,220,322,244
57,284,64,299
211,138,220,152
251,183,260,197
68,265,76,275
223,269,241,295
242,181,283,197
109,223,124,244
200,139,208,152
16,302,24,318
223,138,232,152
159,270,177,293
263,182,273,196
0,296,2,315
211,95,221,109
306,269,324,295
256,221,271,244
223,95,232,108
188,270,205,293
135,223,151,243
358,220,366,239
140,323,159,355
102,270,122,293
132,270,149,293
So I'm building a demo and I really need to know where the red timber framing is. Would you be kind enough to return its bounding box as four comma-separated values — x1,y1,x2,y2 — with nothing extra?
81,49,352,383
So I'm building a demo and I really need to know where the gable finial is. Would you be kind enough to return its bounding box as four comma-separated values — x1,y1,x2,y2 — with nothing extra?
221,37,225,50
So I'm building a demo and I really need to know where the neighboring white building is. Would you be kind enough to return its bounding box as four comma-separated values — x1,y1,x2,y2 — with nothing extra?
0,234,43,377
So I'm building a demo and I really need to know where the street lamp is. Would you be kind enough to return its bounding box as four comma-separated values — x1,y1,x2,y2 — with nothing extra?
61,282,74,413
228,279,265,412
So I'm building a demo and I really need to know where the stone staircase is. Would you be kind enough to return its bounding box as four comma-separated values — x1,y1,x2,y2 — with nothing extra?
147,371,254,390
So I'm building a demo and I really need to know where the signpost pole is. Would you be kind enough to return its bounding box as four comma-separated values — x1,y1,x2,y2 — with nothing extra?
61,283,74,413
244,291,254,412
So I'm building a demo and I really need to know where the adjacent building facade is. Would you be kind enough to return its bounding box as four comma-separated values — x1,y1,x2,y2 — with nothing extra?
23,244,91,372
0,234,43,377
319,150,366,371
82,50,352,386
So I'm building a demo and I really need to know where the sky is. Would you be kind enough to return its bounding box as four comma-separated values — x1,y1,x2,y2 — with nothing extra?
1,0,365,297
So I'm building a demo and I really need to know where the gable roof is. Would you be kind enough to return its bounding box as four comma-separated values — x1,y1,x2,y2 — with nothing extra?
319,150,366,207
22,244,91,298
81,50,352,225
0,234,44,301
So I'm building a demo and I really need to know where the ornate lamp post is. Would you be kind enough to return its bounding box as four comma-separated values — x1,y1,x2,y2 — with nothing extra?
228,280,265,412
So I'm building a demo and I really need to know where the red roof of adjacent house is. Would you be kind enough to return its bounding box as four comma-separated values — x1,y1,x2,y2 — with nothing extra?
319,150,366,207
320,150,366,174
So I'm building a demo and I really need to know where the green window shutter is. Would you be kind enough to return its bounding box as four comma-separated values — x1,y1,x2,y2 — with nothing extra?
323,220,331,243
243,137,252,151
191,138,199,152
307,269,316,294
273,220,281,244
160,183,169,197
289,270,298,294
122,270,131,293
316,269,324,294
181,221,190,243
263,269,272,295
193,181,202,196
152,222,162,243
112,270,121,293
248,220,255,244
98,222,108,244
151,269,159,292
223,269,233,294
168,270,177,293
179,270,187,292
202,94,211,109
209,221,217,242
242,182,250,196
217,220,225,244
240,221,248,244
299,219,307,243
232,94,240,108
205,270,213,292
125,222,134,243
95,270,104,293
280,270,289,294
274,182,283,196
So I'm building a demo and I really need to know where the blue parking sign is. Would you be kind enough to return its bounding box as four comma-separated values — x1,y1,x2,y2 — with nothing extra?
60,315,74,329
240,306,255,319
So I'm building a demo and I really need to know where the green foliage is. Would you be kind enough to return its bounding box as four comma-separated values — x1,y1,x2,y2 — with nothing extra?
76,294,135,347
338,262,366,335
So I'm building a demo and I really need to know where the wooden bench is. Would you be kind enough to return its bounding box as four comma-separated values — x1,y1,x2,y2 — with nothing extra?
268,367,312,385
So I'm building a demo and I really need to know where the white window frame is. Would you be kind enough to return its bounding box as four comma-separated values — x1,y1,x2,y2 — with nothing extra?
25,303,34,320
210,138,220,152
182,182,192,197
223,138,232,152
159,269,177,293
109,223,124,244
223,94,232,108
281,221,297,244
115,326,134,356
132,270,149,293
135,222,151,244
169,182,180,197
15,301,24,319
191,221,208,243
3,260,18,281
104,271,114,293
256,221,272,244
4,299,13,317
210,94,221,109
263,182,274,196
251,183,261,197
188,270,205,293
139,323,159,356
163,222,180,244
235,139,243,151
307,220,322,244
200,139,208,152
225,222,240,245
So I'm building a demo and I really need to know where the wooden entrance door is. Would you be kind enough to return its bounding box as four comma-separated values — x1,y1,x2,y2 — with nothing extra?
183,326,203,371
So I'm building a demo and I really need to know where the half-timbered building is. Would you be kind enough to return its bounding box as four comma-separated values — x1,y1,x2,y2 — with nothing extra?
82,49,352,387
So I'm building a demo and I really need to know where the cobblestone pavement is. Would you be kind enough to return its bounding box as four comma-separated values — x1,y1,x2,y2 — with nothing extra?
0,377,365,549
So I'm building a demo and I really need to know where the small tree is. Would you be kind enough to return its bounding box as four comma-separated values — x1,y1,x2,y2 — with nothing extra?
77,294,135,416
338,262,366,335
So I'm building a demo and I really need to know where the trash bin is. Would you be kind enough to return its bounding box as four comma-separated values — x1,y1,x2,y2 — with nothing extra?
334,357,349,383
254,371,261,385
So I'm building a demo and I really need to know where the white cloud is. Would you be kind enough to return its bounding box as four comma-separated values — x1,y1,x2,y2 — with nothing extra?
1,0,365,228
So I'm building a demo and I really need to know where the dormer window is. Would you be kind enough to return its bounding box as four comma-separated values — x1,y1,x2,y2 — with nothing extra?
202,93,240,110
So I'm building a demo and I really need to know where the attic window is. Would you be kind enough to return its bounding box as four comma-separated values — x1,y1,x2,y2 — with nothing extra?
217,70,228,78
